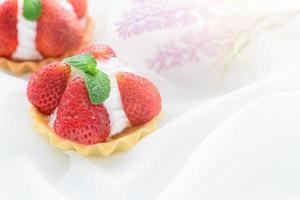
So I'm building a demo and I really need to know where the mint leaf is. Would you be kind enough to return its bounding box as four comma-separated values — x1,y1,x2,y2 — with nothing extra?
64,54,97,75
23,0,42,21
84,71,111,104
64,54,111,104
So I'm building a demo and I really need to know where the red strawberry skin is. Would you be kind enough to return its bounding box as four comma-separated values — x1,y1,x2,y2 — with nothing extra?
79,44,116,61
68,0,87,18
54,78,110,145
0,0,18,58
117,72,161,126
36,0,83,58
27,62,71,115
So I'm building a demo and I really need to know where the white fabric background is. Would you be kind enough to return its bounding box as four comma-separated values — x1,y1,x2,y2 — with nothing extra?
1,0,300,199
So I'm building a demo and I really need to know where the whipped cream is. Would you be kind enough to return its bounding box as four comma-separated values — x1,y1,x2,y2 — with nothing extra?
57,0,87,28
12,0,42,60
56,0,74,13
98,58,134,136
80,17,87,28
48,108,58,130
48,57,134,137
97,57,135,75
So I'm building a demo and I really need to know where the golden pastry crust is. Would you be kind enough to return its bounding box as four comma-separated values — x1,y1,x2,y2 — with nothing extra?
0,16,94,75
29,107,161,157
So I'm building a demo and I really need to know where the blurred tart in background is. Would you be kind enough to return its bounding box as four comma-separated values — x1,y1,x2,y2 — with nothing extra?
0,0,93,74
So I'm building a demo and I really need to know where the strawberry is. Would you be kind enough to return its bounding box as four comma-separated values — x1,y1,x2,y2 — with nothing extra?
54,78,110,145
27,62,71,115
68,0,87,18
79,44,116,61
0,0,18,58
36,0,83,58
117,72,161,126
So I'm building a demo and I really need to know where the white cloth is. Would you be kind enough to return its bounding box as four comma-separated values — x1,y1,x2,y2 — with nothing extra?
1,0,300,199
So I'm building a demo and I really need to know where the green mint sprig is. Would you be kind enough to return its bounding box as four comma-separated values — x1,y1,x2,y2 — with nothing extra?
64,54,98,74
64,54,111,105
23,0,42,21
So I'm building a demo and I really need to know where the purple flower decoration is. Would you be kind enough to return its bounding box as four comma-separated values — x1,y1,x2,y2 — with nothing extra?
147,17,252,72
116,0,254,72
116,0,213,38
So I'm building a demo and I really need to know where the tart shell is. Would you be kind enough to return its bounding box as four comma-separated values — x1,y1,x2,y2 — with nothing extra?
0,16,94,75
29,107,161,157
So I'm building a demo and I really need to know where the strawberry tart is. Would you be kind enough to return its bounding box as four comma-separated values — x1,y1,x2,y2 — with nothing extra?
27,44,162,156
0,0,93,74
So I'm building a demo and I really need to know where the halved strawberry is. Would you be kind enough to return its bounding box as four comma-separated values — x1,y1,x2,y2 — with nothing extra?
79,44,116,61
117,72,161,126
27,62,71,115
54,78,110,145
36,0,83,58
68,0,87,18
0,0,18,58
